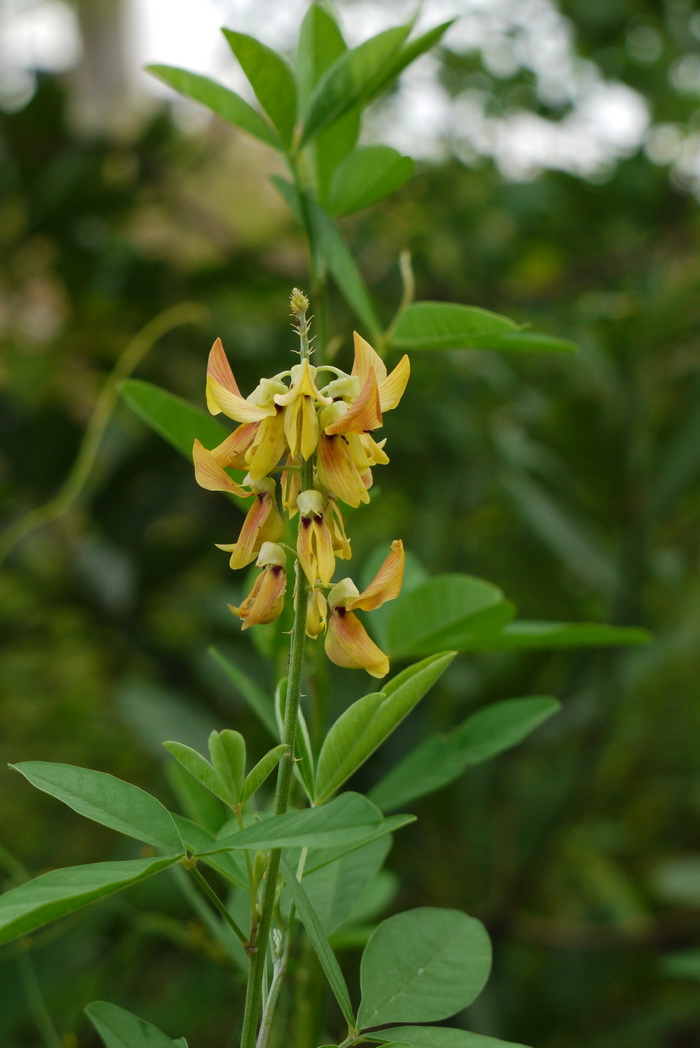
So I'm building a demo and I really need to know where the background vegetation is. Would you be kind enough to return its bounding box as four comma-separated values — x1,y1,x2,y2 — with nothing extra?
1,1,700,1045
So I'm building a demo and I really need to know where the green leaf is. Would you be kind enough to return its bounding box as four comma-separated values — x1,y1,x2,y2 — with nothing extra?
357,908,492,1028
11,762,184,853
195,792,385,854
171,814,247,887
474,620,651,651
222,30,297,147
301,25,411,144
373,1027,530,1048
242,744,288,803
86,1000,184,1048
165,762,226,835
385,576,514,659
376,21,454,92
208,729,246,805
280,859,355,1027
476,330,577,353
276,678,315,799
370,697,560,811
208,647,277,738
0,857,180,946
304,814,415,872
119,381,246,508
163,741,228,806
147,65,280,148
390,301,518,351
296,3,347,109
328,146,414,216
314,653,456,803
273,178,379,332
299,836,391,934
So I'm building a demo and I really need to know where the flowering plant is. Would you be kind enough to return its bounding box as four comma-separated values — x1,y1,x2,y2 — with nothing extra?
0,7,648,1048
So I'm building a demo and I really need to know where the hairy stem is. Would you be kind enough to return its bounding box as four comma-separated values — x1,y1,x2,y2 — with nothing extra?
239,310,315,1048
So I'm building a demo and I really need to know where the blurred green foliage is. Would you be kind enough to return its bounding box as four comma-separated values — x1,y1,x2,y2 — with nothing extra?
2,1,700,1045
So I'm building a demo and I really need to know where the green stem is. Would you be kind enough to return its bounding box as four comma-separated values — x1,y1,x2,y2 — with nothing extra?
0,303,206,567
239,311,315,1048
16,947,63,1048
188,864,250,951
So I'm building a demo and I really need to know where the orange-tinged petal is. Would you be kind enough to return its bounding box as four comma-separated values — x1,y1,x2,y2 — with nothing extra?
317,434,370,508
193,439,250,496
349,539,404,611
352,331,387,386
379,353,410,411
229,564,286,629
217,491,284,569
281,460,301,515
324,369,382,435
325,498,351,559
207,337,241,401
245,410,287,479
325,607,389,678
206,423,258,470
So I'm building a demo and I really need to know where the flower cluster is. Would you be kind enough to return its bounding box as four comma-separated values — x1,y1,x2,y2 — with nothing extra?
193,294,409,677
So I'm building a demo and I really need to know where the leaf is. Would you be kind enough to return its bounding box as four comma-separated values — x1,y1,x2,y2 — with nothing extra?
86,1000,184,1048
280,859,355,1027
299,836,391,934
242,744,288,803
0,857,180,946
390,302,518,351
474,620,651,651
476,330,577,353
301,25,411,144
165,762,226,835
328,146,414,216
147,65,280,148
276,677,315,799
314,653,456,803
373,1027,530,1048
357,908,492,1028
296,3,347,109
119,381,246,508
303,814,415,872
385,576,514,659
208,647,277,738
11,763,184,853
273,178,380,332
163,741,228,806
369,697,560,811
376,21,454,92
195,792,385,854
208,729,246,806
222,30,297,147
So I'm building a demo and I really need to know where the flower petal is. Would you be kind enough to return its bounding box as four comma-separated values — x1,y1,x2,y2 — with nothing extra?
352,331,387,386
349,539,404,611
324,369,382,435
209,422,259,469
325,608,389,678
229,564,286,629
379,353,410,411
245,411,288,479
193,439,250,496
219,491,284,570
317,434,370,508
206,338,275,422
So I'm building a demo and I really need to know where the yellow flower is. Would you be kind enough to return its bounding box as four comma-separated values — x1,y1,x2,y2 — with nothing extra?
206,338,282,423
296,489,336,586
228,543,287,629
274,360,332,461
324,540,404,678
216,477,285,570
351,332,410,412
